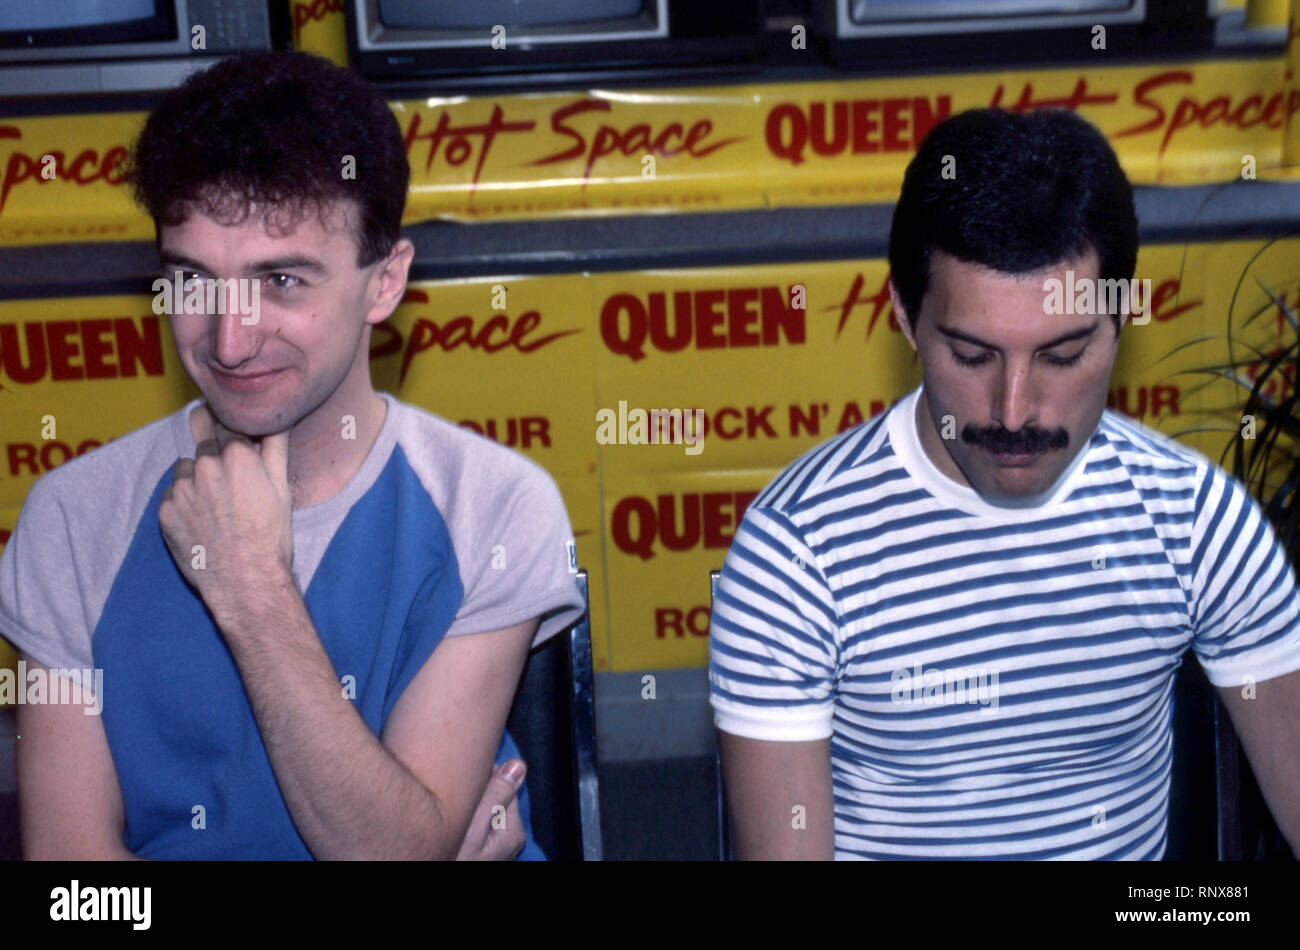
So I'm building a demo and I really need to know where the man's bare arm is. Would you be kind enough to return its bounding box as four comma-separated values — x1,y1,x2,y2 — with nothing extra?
15,652,534,861
719,730,834,860
211,569,538,860
1215,667,1300,856
15,656,138,860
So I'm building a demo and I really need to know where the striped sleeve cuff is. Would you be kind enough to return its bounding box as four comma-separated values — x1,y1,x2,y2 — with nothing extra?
1197,618,1300,688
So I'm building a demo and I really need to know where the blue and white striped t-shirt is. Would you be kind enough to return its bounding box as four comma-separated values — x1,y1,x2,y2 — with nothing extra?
709,385,1300,860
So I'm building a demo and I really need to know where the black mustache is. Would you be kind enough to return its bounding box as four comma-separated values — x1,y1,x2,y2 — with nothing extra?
962,424,1068,455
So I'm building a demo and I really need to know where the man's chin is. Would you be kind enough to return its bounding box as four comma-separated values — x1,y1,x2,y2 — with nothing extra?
200,397,289,440
968,457,1062,501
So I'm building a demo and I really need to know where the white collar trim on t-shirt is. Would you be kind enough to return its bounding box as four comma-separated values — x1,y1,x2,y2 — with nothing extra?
887,384,1093,521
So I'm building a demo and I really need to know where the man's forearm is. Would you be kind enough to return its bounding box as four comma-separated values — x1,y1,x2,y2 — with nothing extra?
1216,673,1300,859
209,566,457,860
719,732,835,860
1245,751,1300,858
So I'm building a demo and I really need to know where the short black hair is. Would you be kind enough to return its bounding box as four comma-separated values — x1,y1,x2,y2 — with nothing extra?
128,51,409,267
889,107,1137,334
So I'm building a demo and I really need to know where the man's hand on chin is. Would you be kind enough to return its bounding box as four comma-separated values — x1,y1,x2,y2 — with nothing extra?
158,406,295,623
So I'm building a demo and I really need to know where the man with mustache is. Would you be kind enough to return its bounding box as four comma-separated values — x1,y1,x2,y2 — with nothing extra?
0,51,583,860
710,107,1300,859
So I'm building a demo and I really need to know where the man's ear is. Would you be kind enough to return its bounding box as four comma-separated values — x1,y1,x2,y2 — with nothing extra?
364,237,415,327
889,277,919,352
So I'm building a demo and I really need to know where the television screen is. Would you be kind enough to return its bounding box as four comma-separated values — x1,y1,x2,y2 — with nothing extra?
350,0,762,89
0,0,274,96
849,0,1132,19
379,0,646,29
0,0,159,32
817,0,1210,65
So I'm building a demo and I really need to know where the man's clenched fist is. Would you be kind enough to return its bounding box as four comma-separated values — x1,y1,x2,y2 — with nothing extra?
159,406,294,619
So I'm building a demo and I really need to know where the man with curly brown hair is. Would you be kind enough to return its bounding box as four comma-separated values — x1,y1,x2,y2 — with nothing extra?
0,51,583,860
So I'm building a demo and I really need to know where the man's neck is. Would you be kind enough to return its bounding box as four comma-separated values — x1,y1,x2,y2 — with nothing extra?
284,388,388,509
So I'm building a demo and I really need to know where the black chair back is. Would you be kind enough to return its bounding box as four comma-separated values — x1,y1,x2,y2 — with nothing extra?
710,569,733,861
505,570,602,860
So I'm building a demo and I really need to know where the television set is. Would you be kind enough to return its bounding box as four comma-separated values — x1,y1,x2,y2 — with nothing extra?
346,0,765,92
0,0,275,99
810,0,1216,69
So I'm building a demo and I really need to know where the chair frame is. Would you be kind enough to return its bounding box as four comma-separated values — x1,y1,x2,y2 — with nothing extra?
710,569,733,860
506,568,602,861
569,570,603,861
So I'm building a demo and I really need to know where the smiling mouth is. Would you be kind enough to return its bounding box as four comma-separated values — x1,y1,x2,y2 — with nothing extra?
210,366,283,390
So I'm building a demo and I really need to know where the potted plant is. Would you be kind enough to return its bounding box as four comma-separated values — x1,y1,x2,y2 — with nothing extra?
1180,242,1299,861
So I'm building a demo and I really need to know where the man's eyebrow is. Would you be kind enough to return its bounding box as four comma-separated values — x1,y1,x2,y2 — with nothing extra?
158,251,207,273
156,252,328,276
936,320,1100,351
244,256,328,276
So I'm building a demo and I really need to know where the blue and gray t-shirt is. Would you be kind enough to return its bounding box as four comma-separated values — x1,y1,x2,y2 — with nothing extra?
0,392,585,859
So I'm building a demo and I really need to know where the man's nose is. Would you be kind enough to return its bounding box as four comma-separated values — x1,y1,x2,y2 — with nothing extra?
992,360,1036,433
209,281,259,366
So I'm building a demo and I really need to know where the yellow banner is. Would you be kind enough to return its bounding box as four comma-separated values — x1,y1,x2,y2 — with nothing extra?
4,57,1300,245
290,0,348,66
592,245,1244,670
1,238,1297,685
1284,0,1300,165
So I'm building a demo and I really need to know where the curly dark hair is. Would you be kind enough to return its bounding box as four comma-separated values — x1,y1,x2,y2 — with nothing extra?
128,51,409,266
889,107,1138,335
